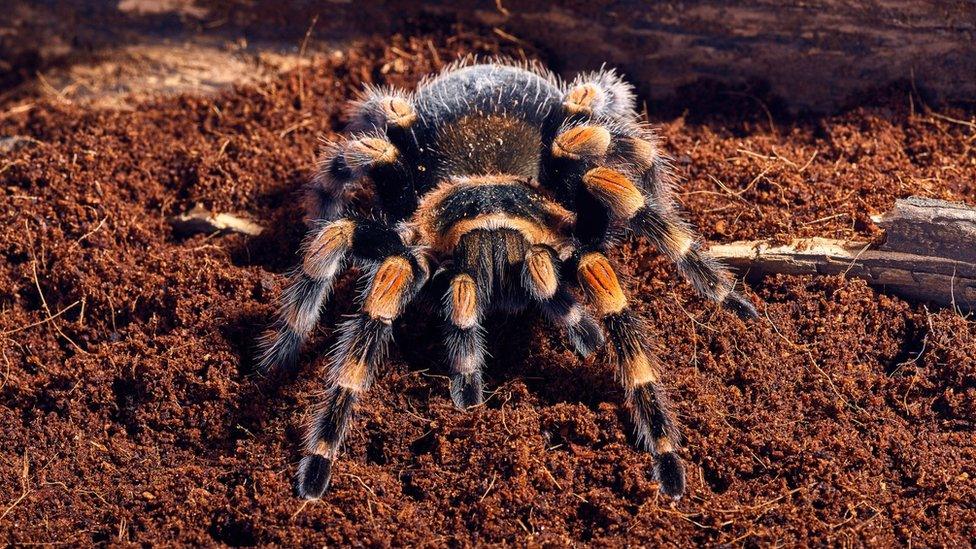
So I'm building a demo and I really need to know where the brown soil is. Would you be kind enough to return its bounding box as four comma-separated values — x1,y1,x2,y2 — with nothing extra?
2,25,975,547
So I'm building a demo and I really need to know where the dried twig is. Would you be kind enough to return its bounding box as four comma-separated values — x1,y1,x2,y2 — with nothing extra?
169,204,264,237
0,451,31,521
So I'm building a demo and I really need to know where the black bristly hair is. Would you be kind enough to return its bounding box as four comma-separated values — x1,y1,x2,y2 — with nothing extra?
260,58,758,502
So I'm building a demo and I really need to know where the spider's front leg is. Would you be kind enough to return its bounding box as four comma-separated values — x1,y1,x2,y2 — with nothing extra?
442,270,487,409
443,236,605,409
551,123,758,318
260,129,416,372
295,221,428,499
520,244,604,358
257,218,356,372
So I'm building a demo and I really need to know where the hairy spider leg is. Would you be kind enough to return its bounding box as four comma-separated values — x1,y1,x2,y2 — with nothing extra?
296,230,428,499
520,243,604,357
547,121,692,497
549,121,757,318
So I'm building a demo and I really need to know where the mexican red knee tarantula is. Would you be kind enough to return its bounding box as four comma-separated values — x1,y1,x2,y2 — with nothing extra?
259,59,756,501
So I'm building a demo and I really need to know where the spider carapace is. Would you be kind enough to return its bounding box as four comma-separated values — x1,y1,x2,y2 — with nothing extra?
258,60,757,501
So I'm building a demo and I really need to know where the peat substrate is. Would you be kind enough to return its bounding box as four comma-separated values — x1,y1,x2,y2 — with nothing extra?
1,25,975,546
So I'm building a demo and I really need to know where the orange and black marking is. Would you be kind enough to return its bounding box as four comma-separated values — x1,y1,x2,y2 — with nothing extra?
336,349,370,391
577,252,627,316
603,309,685,497
413,177,573,253
449,274,478,329
345,137,398,170
381,97,417,128
306,386,357,455
523,246,559,299
583,167,645,220
303,220,354,279
563,83,600,115
654,436,676,455
621,347,662,390
552,125,612,160
616,136,658,171
363,256,414,322
630,379,685,497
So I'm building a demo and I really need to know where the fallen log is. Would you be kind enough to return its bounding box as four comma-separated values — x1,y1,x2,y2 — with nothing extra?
5,1,976,112
709,197,976,311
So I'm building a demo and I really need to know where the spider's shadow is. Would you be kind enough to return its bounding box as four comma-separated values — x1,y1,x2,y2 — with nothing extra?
394,304,619,411
220,283,618,454
225,179,310,273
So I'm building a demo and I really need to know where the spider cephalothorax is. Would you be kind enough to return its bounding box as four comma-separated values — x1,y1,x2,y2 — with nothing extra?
258,59,757,501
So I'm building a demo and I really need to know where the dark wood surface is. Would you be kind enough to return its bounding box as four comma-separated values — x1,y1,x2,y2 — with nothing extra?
4,1,976,111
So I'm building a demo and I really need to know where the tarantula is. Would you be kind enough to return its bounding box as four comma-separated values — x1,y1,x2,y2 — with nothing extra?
258,59,756,501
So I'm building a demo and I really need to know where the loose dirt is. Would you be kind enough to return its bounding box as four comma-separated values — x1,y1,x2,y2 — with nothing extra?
1,24,974,546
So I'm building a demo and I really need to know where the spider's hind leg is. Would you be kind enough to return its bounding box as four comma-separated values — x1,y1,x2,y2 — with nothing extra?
631,200,758,318
624,139,758,318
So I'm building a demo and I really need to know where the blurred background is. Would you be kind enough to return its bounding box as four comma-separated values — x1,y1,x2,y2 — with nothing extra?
4,0,975,112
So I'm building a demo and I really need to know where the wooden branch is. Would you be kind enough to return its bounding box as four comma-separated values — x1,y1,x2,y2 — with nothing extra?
710,198,976,311
168,204,264,237
872,196,976,263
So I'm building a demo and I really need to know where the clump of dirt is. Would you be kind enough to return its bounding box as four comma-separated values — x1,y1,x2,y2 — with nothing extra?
1,23,975,546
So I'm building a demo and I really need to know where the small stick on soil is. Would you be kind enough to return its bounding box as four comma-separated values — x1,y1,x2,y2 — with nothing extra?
1,300,81,336
0,451,31,521
480,471,498,501
289,500,310,520
926,111,976,131
426,40,443,68
0,348,8,389
31,261,87,354
0,103,34,120
169,204,265,237
539,461,562,490
297,14,320,107
492,28,526,45
798,150,819,173
341,473,378,499
73,215,107,248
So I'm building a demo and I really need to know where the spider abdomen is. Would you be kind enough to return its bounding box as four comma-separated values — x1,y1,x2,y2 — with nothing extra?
434,115,542,180
413,64,563,127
